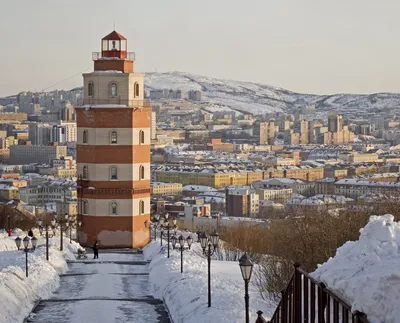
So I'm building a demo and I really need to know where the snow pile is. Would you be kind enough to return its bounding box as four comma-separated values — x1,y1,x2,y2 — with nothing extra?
0,232,81,323
312,214,400,323
144,237,272,323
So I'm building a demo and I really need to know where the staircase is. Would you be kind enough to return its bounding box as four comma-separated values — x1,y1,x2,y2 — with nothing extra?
255,263,369,323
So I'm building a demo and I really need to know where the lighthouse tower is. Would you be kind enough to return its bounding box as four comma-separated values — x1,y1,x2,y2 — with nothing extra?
76,31,150,248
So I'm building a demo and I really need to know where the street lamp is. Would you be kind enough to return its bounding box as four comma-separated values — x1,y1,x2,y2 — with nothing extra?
15,236,37,277
7,214,11,236
37,217,56,261
239,253,254,323
200,231,220,308
171,234,193,273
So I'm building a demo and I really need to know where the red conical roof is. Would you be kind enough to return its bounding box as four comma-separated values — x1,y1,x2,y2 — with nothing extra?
102,31,127,41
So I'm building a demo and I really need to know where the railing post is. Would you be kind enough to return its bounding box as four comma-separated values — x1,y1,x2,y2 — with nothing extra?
255,310,264,323
281,289,287,323
294,263,302,323
318,282,327,323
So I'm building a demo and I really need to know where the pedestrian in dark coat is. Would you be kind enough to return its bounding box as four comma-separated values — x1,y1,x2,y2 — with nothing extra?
93,240,99,259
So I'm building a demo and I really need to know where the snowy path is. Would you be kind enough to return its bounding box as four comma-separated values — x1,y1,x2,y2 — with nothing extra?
27,250,171,323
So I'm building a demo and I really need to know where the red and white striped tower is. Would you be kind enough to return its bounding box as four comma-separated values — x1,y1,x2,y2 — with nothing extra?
76,31,150,248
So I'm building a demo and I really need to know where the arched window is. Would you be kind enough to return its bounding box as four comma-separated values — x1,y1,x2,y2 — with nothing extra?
110,131,117,144
109,82,118,97
83,200,89,215
88,82,94,97
139,200,144,214
134,83,139,97
83,130,88,144
110,166,118,180
139,165,145,180
83,166,88,179
110,202,118,215
139,130,144,144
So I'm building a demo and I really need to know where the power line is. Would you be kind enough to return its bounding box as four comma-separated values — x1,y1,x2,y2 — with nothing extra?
41,67,91,92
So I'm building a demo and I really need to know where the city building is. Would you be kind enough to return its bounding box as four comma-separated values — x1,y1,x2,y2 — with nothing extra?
225,187,259,217
28,122,52,145
76,31,150,248
151,182,182,197
9,144,67,165
150,111,157,140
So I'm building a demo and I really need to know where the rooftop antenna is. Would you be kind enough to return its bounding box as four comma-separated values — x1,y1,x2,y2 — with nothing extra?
113,22,116,31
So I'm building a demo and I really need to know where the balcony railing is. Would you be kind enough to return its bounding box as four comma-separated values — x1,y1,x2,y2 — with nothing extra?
78,98,151,108
92,52,136,61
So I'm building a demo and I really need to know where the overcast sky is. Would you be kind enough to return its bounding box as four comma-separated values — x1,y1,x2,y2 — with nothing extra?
1,0,399,96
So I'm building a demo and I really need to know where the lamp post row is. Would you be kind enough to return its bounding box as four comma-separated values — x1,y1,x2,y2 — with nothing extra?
151,217,254,321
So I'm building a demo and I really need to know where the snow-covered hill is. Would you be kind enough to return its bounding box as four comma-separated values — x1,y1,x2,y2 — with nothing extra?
5,71,400,116
145,72,400,115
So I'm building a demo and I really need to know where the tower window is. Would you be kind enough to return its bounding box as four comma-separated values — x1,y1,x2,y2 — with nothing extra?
88,82,94,97
110,166,118,180
110,82,118,97
110,131,117,144
83,166,88,179
110,202,118,215
139,130,144,144
83,200,89,215
139,200,144,214
139,165,145,180
134,83,139,97
83,130,88,144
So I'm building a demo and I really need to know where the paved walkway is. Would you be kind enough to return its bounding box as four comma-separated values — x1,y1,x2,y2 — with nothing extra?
27,250,170,323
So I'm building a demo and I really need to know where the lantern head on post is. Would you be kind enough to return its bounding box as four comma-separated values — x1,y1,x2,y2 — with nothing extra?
15,236,22,250
239,253,254,282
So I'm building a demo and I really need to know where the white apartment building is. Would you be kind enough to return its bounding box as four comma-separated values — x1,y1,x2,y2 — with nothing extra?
19,180,77,205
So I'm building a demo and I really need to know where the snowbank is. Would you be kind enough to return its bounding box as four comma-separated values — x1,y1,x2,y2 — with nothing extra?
0,231,81,323
312,214,400,323
144,237,273,323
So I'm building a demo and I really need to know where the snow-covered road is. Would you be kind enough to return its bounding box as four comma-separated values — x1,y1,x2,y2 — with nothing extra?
27,251,171,323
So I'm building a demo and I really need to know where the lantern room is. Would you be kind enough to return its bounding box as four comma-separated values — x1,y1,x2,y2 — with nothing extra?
101,31,127,59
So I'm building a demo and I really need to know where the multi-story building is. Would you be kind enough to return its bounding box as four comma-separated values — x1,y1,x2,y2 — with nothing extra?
151,182,182,197
76,31,150,248
328,114,343,133
334,179,400,199
9,144,67,165
225,188,259,217
256,187,293,203
19,181,76,205
28,122,52,145
51,121,77,143
150,111,157,140
259,121,276,145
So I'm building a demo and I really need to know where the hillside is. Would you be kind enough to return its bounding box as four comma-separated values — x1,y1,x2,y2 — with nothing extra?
146,72,400,116
4,71,400,116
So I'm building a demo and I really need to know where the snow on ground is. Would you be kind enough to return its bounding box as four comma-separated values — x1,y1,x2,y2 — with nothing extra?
0,230,81,323
311,214,400,323
143,236,273,323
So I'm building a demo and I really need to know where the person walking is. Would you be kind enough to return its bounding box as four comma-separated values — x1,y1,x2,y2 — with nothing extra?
93,240,99,259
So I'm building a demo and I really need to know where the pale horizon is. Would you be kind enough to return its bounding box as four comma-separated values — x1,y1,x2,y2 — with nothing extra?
1,0,400,97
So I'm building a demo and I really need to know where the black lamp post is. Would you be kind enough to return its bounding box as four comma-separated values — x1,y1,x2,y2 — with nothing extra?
200,231,220,308
239,253,254,323
57,213,70,251
15,236,37,277
37,217,56,261
165,213,171,258
171,234,193,273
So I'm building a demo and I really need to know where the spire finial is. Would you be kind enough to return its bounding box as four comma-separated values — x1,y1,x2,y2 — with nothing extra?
113,22,116,31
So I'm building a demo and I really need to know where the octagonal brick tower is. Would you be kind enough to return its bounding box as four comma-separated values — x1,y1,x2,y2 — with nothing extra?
76,31,150,248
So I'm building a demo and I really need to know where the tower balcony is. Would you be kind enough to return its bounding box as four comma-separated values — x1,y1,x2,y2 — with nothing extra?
78,98,151,108
92,52,136,61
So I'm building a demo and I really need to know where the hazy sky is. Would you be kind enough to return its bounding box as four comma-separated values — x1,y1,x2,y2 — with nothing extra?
1,0,400,96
